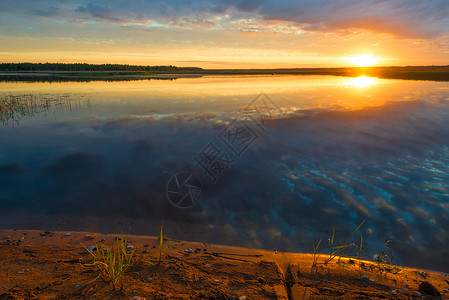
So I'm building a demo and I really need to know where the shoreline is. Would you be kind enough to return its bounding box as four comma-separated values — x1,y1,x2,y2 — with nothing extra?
1,229,448,299
1,65,449,82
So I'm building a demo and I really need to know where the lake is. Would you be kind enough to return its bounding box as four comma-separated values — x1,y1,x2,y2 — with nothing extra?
1,75,449,272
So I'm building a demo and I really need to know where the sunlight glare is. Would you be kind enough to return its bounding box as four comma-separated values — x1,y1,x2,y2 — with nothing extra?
347,55,381,67
344,75,378,88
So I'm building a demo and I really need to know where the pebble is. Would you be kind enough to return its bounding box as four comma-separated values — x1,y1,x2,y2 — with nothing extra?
3,235,11,240
126,244,135,251
64,233,71,237
257,277,265,284
196,247,202,252
239,296,246,300
412,291,422,298
143,244,149,248
443,289,449,293
315,281,321,285
18,237,25,243
204,264,212,267
398,289,404,293
185,249,193,253
362,275,370,281
84,235,94,240
418,281,441,297
87,245,96,252
392,290,397,295
369,279,375,284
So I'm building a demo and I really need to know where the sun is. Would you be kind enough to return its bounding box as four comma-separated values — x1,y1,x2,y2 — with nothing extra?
347,54,381,67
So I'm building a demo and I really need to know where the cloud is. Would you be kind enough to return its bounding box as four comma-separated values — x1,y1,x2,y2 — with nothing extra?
2,0,448,39
74,3,128,23
231,0,449,39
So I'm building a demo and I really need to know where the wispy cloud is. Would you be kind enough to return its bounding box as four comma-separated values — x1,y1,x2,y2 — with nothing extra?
1,0,448,66
2,0,448,38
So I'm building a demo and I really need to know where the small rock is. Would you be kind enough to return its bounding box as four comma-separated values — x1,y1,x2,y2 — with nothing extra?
44,231,52,235
442,289,448,293
315,281,321,285
239,296,246,300
18,237,25,242
87,245,96,252
204,264,212,267
392,290,397,295
418,281,441,297
398,289,404,293
64,233,71,236
98,238,105,243
369,279,375,284
84,235,94,240
362,275,370,281
257,277,265,284
131,297,146,300
143,244,149,247
187,249,193,253
126,244,135,251
412,291,422,298
3,235,11,239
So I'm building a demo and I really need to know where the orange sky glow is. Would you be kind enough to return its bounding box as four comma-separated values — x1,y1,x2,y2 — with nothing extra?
1,1,448,68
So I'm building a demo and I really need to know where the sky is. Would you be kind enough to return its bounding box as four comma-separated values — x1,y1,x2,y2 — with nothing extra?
1,0,449,68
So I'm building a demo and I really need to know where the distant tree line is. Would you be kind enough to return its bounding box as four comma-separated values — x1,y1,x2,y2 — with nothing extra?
0,63,203,72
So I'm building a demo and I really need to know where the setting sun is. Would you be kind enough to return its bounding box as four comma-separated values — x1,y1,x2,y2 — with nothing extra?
347,55,381,67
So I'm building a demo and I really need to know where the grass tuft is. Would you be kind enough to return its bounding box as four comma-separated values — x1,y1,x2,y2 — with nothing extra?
82,235,135,291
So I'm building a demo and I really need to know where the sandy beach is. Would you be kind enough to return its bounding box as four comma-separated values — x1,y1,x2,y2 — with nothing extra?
0,229,447,299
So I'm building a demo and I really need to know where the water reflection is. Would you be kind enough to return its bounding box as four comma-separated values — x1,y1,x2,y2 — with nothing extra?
0,93,90,125
1,76,449,272
343,75,378,88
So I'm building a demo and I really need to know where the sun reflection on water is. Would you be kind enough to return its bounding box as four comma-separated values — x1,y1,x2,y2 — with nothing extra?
344,75,378,88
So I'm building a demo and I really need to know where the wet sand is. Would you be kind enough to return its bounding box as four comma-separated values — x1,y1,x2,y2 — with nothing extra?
1,229,448,299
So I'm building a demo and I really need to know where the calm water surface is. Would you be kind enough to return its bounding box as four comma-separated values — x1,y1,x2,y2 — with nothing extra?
1,75,449,272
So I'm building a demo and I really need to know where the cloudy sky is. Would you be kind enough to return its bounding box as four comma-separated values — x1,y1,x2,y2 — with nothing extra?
1,0,449,67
